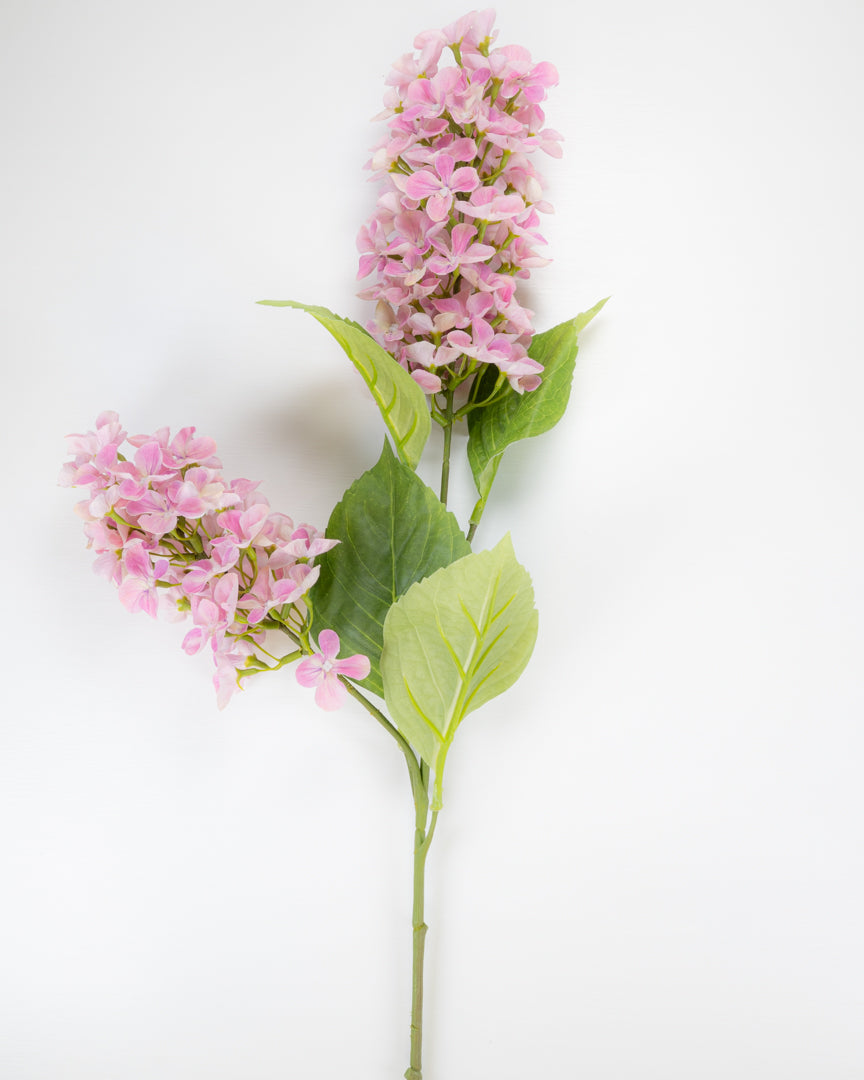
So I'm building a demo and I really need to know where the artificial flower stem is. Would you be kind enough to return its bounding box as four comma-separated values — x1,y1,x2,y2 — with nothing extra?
439,388,456,507
337,677,437,1078
406,808,438,1080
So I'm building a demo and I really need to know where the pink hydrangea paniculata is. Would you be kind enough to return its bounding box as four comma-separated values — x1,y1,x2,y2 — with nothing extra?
357,8,561,399
60,411,349,709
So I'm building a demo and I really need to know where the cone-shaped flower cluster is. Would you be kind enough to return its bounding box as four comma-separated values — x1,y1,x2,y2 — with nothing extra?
358,8,561,399
60,411,340,708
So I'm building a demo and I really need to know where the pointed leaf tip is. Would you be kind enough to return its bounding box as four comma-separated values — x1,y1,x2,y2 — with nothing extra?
467,299,607,513
260,299,431,468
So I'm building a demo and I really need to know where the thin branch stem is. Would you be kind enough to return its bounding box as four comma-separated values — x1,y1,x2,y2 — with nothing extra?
338,677,426,811
439,387,455,507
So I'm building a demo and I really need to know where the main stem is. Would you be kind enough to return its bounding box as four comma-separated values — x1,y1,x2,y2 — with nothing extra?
338,678,437,1078
406,809,437,1080
439,388,455,506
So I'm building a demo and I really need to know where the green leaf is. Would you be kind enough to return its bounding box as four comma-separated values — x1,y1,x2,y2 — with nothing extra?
467,298,608,511
381,534,538,809
310,441,471,697
258,299,430,469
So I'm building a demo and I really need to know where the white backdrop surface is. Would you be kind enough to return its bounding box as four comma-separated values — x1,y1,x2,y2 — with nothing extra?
2,1,863,1078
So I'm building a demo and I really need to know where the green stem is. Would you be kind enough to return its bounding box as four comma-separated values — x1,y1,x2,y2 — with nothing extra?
439,388,455,507
406,809,438,1080
454,370,508,420
337,678,438,1079
339,678,425,811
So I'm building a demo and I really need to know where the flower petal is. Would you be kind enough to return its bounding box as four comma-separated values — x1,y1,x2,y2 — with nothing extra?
317,628,341,661
315,673,346,711
425,192,452,222
334,654,372,680
295,655,324,688
404,170,441,200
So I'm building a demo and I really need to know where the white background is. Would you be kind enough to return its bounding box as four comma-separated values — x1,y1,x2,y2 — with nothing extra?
2,1,863,1077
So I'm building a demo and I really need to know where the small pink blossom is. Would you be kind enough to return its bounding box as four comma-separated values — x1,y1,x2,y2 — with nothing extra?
182,572,240,655
282,526,340,560
216,503,270,547
426,223,496,275
117,539,170,617
212,637,258,710
64,411,127,460
459,188,526,223
401,66,464,123
442,8,497,54
240,561,320,625
295,630,371,711
402,154,480,222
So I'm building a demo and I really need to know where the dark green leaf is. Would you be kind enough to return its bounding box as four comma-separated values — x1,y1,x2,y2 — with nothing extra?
310,442,471,696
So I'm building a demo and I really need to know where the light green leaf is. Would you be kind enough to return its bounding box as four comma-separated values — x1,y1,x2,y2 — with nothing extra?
258,299,430,469
310,442,471,697
467,298,608,512
381,535,538,809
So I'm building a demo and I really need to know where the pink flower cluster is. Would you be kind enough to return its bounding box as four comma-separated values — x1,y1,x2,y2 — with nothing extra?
357,9,561,397
60,411,338,708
